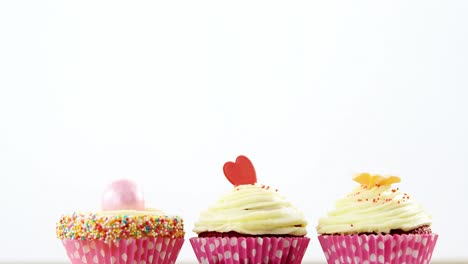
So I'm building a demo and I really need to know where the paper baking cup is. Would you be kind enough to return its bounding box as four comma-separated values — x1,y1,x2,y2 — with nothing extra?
62,237,184,264
318,233,438,264
190,236,310,264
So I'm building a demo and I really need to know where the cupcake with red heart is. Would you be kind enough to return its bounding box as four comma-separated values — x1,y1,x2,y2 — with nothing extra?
317,173,438,264
56,179,185,264
190,155,310,264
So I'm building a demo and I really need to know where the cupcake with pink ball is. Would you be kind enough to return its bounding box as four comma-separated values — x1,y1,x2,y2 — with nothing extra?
56,179,185,264
317,173,438,264
190,155,310,264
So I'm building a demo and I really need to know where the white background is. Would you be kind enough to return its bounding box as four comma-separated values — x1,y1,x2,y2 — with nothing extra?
0,0,467,262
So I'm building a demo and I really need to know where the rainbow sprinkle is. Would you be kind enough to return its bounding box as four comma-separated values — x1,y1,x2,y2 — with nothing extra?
56,212,185,242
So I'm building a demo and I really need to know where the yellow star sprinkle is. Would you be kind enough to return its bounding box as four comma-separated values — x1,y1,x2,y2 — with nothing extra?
353,173,400,188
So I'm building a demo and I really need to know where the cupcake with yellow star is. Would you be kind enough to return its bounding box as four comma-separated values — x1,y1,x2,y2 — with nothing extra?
56,179,185,264
317,173,438,264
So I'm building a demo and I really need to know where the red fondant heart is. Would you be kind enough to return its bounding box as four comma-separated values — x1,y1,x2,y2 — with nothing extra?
223,155,257,186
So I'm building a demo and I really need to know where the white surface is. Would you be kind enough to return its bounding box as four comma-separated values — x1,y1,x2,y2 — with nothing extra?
0,0,467,262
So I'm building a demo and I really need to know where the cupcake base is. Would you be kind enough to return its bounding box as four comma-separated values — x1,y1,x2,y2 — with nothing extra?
62,237,184,264
190,236,310,264
318,233,438,264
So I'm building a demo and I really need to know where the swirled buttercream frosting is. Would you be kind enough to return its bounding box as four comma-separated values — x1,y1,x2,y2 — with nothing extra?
193,184,307,236
317,173,432,235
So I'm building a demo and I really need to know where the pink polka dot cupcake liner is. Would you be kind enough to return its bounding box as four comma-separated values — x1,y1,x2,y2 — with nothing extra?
318,233,438,264
62,237,184,264
190,236,310,264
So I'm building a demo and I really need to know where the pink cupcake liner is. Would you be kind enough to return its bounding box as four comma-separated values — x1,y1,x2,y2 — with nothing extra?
190,236,310,264
62,237,184,264
318,233,438,264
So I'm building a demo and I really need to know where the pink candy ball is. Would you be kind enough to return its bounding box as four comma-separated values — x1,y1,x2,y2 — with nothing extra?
101,179,145,211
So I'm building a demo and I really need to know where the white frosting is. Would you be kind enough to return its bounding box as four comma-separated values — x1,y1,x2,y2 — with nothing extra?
193,184,307,236
96,208,165,216
317,185,432,234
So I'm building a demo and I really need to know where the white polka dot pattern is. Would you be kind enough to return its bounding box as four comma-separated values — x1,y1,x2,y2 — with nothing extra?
61,237,184,264
190,236,310,264
318,234,438,264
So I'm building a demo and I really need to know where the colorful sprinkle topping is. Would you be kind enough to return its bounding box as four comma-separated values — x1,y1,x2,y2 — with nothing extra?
56,212,185,242
353,173,400,188
233,184,278,192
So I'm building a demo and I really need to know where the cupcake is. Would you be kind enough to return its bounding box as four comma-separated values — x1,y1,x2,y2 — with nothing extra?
56,179,185,264
190,155,310,264
317,173,438,264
